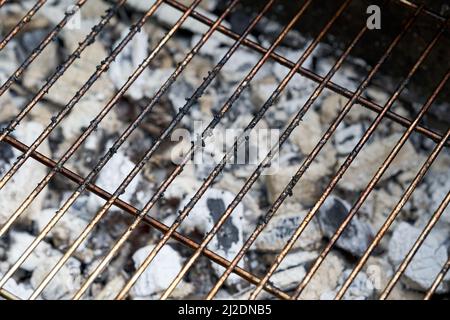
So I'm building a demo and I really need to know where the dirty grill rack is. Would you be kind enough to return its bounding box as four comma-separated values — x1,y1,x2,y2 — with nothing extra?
0,0,449,300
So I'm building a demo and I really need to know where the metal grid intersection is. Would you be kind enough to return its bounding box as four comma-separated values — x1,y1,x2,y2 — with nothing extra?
0,0,449,300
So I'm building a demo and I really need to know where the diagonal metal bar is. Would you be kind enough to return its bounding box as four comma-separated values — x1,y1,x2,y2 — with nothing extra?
380,191,450,299
0,0,167,290
27,0,239,300
0,0,47,51
424,258,450,300
163,0,448,147
248,5,424,300
336,122,450,299
2,134,289,300
158,0,353,301
0,0,88,97
291,20,449,300
0,0,126,145
75,0,312,300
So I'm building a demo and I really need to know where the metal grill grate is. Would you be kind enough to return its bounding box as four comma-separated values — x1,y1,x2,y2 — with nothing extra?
0,0,448,300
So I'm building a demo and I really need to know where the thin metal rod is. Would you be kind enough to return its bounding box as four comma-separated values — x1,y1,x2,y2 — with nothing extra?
424,258,450,300
2,134,289,300
0,0,160,190
159,0,352,301
77,0,311,301
163,0,448,146
0,288,19,300
207,26,372,302
395,0,448,22
28,0,237,300
248,5,424,300
335,126,450,299
0,0,166,290
0,0,125,145
380,191,450,299
0,0,8,9
0,0,47,52
0,0,157,239
292,20,448,300
0,0,88,97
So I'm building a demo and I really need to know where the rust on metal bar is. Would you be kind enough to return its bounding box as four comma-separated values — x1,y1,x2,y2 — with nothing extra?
380,191,450,299
163,0,448,146
2,134,289,300
0,0,48,51
425,258,450,300
0,0,89,97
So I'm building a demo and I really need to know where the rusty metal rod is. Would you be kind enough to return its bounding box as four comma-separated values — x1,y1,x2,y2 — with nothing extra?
2,134,289,300
0,0,125,145
380,191,450,299
291,20,448,300
163,0,448,147
424,258,450,300
0,0,47,51
76,0,311,300
0,0,159,239
0,0,166,290
0,0,159,190
248,5,424,300
27,0,238,300
158,0,353,301
336,122,450,299
0,0,8,9
0,0,88,97
207,25,371,302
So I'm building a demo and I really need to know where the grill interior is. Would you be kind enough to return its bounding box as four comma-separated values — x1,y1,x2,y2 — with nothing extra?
0,0,449,300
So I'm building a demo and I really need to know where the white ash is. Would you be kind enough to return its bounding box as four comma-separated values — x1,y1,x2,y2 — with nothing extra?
173,188,245,285
130,244,183,298
388,222,449,293
254,205,322,252
317,196,374,257
0,122,49,225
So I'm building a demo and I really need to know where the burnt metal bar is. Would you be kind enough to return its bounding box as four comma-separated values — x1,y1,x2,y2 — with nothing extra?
163,0,448,147
0,0,167,290
0,0,47,51
424,258,450,300
248,5,424,300
75,0,312,300
2,134,289,300
290,20,449,300
158,0,353,301
27,0,241,300
0,0,88,97
336,122,450,299
0,0,126,145
380,191,450,299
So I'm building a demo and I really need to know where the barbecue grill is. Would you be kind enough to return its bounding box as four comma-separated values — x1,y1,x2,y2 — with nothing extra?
0,0,449,300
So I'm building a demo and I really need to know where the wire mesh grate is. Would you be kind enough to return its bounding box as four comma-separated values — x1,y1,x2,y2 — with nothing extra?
0,0,448,300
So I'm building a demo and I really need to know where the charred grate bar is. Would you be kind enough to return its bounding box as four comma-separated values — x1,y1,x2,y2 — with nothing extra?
0,0,448,300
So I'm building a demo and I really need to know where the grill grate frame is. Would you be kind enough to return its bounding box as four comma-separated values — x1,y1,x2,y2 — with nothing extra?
0,0,448,300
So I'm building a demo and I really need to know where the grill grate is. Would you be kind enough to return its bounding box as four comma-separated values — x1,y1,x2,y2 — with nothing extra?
0,0,448,300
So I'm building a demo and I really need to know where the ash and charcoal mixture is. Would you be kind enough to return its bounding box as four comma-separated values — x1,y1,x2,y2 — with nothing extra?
0,0,449,300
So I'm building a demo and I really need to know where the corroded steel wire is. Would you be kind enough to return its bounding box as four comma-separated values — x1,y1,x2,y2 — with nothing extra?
424,258,450,300
247,5,424,300
163,0,448,146
75,0,312,300
27,0,239,300
0,0,88,97
0,0,125,145
380,191,450,299
0,0,159,190
158,0,353,300
2,134,289,300
0,0,166,290
291,20,448,300
0,0,47,51
335,122,450,299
